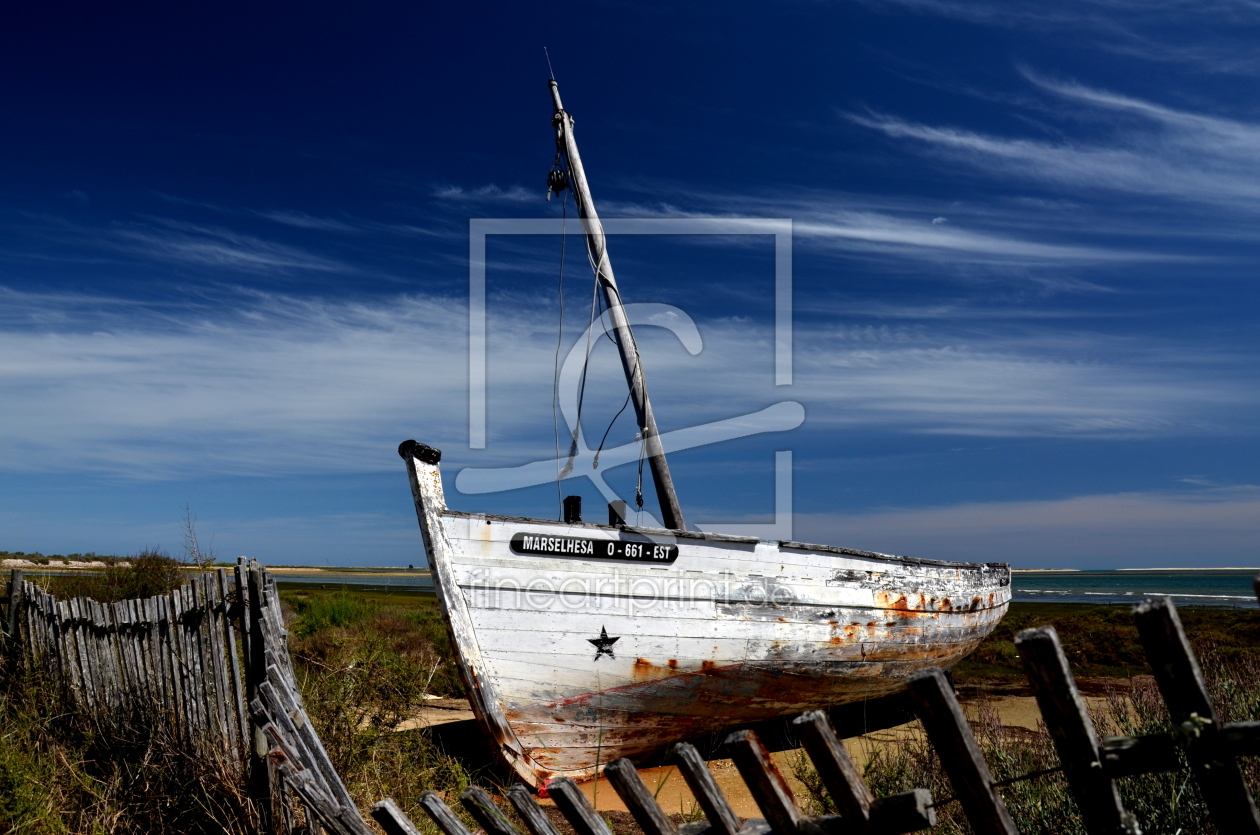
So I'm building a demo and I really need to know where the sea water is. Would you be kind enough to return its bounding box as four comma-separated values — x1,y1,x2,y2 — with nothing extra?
1013,569,1259,607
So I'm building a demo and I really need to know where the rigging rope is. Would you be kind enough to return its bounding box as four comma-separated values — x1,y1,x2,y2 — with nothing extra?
551,188,569,519
548,140,653,515
557,213,601,481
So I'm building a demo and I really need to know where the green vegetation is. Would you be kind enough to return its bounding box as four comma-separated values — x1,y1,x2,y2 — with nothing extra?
281,587,477,830
954,601,1260,682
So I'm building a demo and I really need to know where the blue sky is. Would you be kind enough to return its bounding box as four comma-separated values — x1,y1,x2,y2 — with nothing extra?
2,2,1258,567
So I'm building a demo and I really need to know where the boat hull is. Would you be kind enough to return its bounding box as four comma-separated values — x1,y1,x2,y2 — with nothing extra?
401,442,1009,786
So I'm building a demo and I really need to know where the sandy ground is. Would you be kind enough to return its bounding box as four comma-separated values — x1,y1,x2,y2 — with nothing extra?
2,558,115,570
405,693,1112,816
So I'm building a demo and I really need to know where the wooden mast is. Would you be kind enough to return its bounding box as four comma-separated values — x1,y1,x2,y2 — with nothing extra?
549,80,685,531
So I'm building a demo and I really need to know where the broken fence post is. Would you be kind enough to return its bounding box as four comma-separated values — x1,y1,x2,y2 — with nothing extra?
605,757,677,835
417,791,474,835
1133,596,1260,833
671,742,742,835
505,784,563,835
906,667,1019,835
724,729,800,835
793,710,874,830
1016,626,1138,835
372,798,426,835
792,710,936,835
460,786,524,835
548,776,614,835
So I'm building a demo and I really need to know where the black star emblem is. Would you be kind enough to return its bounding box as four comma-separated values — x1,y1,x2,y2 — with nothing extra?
588,626,619,661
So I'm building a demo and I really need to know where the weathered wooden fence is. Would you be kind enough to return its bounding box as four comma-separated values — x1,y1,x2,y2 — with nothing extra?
7,563,1260,835
3,564,250,764
2,558,321,834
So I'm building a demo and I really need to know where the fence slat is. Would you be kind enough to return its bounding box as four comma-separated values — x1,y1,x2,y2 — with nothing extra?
253,684,335,802
671,742,741,835
217,567,249,761
71,599,98,712
724,729,799,835
1133,596,1260,833
191,579,218,745
418,791,473,835
548,776,614,835
460,786,524,835
115,601,140,705
605,757,677,835
265,663,359,814
793,710,874,830
1016,626,1137,835
262,722,366,835
906,668,1019,835
202,574,233,750
128,599,152,707
245,561,275,832
372,798,426,835
506,784,563,835
157,596,184,744
55,600,82,707
142,598,167,724
91,600,115,709
169,589,198,743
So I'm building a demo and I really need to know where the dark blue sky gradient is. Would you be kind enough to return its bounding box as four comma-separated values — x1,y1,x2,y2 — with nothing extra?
2,2,1258,566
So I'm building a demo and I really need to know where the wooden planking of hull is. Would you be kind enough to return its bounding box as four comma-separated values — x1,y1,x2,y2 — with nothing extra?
400,440,1010,787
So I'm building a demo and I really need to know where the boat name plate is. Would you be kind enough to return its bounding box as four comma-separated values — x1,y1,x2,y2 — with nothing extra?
509,532,678,563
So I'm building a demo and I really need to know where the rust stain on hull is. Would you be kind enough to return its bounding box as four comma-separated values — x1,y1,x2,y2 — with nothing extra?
402,445,1014,788
499,607,999,775
510,652,973,772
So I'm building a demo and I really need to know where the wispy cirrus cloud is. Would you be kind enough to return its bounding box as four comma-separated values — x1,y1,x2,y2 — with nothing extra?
432,183,537,203
254,210,362,233
603,186,1193,272
864,0,1260,75
254,208,453,239
847,73,1260,213
114,218,350,273
1,282,1253,480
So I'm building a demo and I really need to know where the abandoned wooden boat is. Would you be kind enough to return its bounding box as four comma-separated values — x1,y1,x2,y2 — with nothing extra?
399,79,1010,788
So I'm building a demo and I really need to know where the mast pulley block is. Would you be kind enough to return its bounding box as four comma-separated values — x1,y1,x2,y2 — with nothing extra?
546,168,569,200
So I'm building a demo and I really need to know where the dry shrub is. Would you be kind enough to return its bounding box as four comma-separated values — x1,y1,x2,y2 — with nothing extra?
792,635,1260,835
43,549,185,603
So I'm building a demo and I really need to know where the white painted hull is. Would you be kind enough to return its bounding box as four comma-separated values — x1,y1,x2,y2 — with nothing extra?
401,442,1010,787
